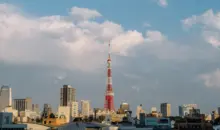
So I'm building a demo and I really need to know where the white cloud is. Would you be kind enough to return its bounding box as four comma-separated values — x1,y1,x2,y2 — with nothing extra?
111,30,144,56
156,0,168,7
182,9,220,49
69,7,102,21
0,3,213,72
199,69,220,88
145,30,166,42
0,4,144,71
202,31,220,49
182,9,220,29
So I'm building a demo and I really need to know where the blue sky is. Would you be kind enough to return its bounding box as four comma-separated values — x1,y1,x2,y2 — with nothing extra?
3,0,220,37
1,0,220,115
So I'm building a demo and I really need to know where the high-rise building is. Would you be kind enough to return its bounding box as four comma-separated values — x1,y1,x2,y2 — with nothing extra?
0,86,12,111
32,104,40,113
179,104,197,117
13,97,32,112
189,108,200,117
160,103,171,117
136,104,145,120
104,43,114,111
41,104,52,118
60,85,76,106
81,100,90,117
218,107,220,115
71,101,79,118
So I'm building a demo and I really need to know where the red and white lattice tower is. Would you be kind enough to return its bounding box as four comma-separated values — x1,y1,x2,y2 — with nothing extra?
104,42,114,111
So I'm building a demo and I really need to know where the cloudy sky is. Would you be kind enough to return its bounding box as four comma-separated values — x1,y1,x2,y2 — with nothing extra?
1,0,220,115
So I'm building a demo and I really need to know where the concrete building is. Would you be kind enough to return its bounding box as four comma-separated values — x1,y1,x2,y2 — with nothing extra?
42,112,67,126
13,97,32,112
60,85,76,106
136,104,145,120
218,107,220,115
0,112,27,129
151,107,157,113
0,86,12,111
179,104,197,117
71,101,79,118
3,106,18,122
58,106,70,123
32,104,40,113
41,104,52,118
160,103,171,117
189,108,200,117
81,100,90,117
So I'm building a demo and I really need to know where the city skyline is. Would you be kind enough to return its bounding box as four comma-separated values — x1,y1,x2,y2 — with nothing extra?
1,0,220,115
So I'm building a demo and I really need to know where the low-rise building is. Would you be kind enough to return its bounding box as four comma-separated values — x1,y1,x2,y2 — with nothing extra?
42,113,67,127
58,106,70,123
0,112,27,129
3,106,18,121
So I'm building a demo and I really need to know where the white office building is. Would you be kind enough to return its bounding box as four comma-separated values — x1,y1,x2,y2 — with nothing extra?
136,104,145,120
0,86,12,111
71,101,79,118
58,106,70,123
81,100,90,117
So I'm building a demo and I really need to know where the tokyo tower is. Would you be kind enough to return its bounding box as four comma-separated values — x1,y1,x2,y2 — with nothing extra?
104,42,114,111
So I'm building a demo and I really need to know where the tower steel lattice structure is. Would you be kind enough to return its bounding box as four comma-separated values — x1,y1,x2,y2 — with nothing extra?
104,42,114,111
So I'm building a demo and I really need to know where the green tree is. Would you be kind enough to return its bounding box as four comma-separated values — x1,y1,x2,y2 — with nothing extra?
98,115,105,122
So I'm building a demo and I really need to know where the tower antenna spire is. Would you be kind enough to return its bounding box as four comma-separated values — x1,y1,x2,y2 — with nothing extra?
108,41,111,58
104,40,114,112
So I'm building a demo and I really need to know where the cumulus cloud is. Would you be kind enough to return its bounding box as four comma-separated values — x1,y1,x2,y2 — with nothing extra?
182,9,220,29
0,4,144,71
69,7,102,21
0,3,213,72
145,30,166,42
182,9,220,49
199,69,220,88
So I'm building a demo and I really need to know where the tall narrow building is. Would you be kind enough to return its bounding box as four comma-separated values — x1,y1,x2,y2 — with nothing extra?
41,104,52,118
104,43,114,111
81,100,90,117
60,85,75,106
160,103,171,117
0,86,12,111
